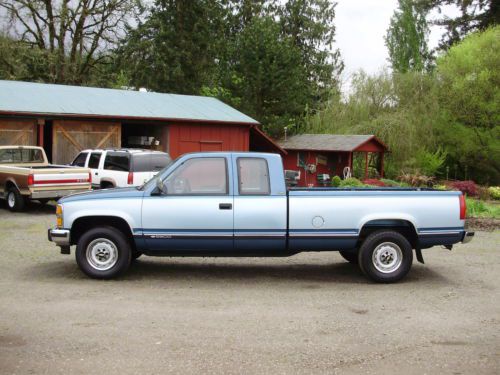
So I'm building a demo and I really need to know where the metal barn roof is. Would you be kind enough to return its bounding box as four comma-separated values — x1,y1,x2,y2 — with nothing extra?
278,134,387,152
0,80,259,125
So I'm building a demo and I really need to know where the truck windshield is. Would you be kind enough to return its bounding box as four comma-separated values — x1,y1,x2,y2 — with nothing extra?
0,148,44,164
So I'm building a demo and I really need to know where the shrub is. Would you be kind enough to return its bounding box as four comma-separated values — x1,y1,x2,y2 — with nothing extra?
488,186,500,200
398,172,435,187
331,175,341,187
363,179,386,187
449,180,478,197
433,184,448,191
339,177,366,188
466,197,500,218
414,148,447,177
380,178,401,187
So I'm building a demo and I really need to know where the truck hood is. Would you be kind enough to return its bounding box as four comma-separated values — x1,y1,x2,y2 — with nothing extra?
59,187,144,203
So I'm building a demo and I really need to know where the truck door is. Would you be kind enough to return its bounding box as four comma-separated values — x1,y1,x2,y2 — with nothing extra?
232,156,287,252
142,156,234,252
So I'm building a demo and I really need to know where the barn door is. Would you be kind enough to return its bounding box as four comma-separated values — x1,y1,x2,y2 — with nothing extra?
0,120,36,146
53,120,121,164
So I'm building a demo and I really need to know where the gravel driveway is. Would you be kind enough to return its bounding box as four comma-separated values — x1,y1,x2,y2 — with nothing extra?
0,203,499,374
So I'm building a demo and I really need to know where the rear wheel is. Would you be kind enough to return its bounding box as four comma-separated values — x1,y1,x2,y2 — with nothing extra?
339,250,358,264
358,230,413,283
6,187,26,212
76,226,131,279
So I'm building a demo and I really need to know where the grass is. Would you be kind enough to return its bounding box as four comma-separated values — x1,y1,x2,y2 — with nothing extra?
466,197,500,219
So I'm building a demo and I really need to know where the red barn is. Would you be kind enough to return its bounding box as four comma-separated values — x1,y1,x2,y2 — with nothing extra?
0,80,283,164
279,134,388,187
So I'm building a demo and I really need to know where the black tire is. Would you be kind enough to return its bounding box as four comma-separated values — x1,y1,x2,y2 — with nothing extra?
339,250,358,264
6,187,26,212
75,226,131,279
358,230,413,283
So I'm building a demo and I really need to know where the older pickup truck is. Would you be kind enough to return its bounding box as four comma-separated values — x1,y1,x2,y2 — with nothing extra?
0,146,91,211
48,152,474,283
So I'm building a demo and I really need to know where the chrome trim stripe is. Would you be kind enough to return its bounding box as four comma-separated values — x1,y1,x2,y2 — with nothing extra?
418,231,462,235
289,232,358,237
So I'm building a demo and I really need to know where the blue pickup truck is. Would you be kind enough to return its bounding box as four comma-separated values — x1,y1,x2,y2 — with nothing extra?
48,152,474,283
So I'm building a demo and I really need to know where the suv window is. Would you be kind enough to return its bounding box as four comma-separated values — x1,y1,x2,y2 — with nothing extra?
164,157,227,195
71,152,88,167
237,158,270,195
0,148,44,163
132,153,171,172
104,152,130,172
88,152,102,169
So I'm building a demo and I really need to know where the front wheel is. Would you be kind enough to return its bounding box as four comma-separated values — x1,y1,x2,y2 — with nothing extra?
76,226,132,279
358,230,413,283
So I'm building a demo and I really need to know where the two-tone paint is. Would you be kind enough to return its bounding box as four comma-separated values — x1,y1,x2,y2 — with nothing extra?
51,152,471,257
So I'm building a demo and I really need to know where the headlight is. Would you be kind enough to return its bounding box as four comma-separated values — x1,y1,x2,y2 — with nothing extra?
56,204,63,228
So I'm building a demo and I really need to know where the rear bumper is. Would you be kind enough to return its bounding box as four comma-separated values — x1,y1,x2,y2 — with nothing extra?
48,228,70,246
31,189,89,199
462,231,474,243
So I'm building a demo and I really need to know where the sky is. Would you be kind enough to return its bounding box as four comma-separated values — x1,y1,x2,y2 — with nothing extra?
335,0,460,91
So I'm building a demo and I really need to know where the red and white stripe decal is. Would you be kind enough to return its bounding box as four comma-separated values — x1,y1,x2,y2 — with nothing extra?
33,173,90,186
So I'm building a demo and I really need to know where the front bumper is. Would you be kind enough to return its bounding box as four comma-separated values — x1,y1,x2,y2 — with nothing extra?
462,231,475,243
48,228,70,246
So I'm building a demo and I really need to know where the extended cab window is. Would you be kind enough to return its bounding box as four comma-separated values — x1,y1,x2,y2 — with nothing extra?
71,152,88,167
0,148,44,163
164,157,227,195
88,152,101,169
104,153,129,171
237,158,270,195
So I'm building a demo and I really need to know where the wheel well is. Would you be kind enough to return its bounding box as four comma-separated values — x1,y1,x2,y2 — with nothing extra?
100,181,115,188
70,216,135,249
358,220,418,249
5,180,17,191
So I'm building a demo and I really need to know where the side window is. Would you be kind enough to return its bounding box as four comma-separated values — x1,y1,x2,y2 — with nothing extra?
132,154,172,172
237,158,270,195
88,152,102,169
104,153,130,172
164,157,227,195
71,152,88,167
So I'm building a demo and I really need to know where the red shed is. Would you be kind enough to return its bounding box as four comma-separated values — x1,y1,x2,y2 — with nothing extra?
0,80,283,163
278,134,388,187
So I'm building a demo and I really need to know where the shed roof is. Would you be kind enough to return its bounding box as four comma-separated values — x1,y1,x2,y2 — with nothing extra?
0,80,259,125
278,134,387,152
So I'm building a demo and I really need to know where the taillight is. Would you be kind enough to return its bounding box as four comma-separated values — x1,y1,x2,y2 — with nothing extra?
88,171,92,183
459,194,466,220
27,174,34,186
127,172,134,185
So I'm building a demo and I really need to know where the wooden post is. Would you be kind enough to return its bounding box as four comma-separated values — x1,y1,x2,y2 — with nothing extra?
364,152,368,180
380,152,384,178
37,119,45,147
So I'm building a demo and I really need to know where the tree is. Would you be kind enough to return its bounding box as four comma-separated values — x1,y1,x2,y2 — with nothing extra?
116,0,226,94
436,26,500,183
385,0,431,73
278,0,344,100
0,0,143,84
419,0,499,49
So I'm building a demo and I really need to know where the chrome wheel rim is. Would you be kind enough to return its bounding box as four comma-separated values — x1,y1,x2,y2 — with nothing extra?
372,242,403,274
86,238,118,271
7,192,15,208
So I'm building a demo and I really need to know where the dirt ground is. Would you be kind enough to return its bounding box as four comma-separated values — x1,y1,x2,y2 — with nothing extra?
0,203,499,375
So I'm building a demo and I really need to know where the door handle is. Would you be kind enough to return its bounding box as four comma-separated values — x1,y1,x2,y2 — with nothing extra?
219,203,232,210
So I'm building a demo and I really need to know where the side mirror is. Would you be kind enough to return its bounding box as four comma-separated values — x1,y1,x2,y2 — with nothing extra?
156,177,167,195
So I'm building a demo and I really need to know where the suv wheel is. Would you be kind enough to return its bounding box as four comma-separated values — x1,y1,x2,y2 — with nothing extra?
76,226,131,279
358,230,413,283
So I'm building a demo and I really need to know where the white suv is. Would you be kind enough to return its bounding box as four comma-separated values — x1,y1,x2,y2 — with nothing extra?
71,149,171,189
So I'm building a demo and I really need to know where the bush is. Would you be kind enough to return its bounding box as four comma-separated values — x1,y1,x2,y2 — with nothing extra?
331,175,341,187
398,172,434,187
448,180,478,197
363,179,386,187
433,184,448,191
339,177,366,187
380,178,401,187
488,186,500,200
413,148,447,177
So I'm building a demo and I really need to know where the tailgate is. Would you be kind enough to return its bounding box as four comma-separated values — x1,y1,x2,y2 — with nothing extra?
32,168,91,190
